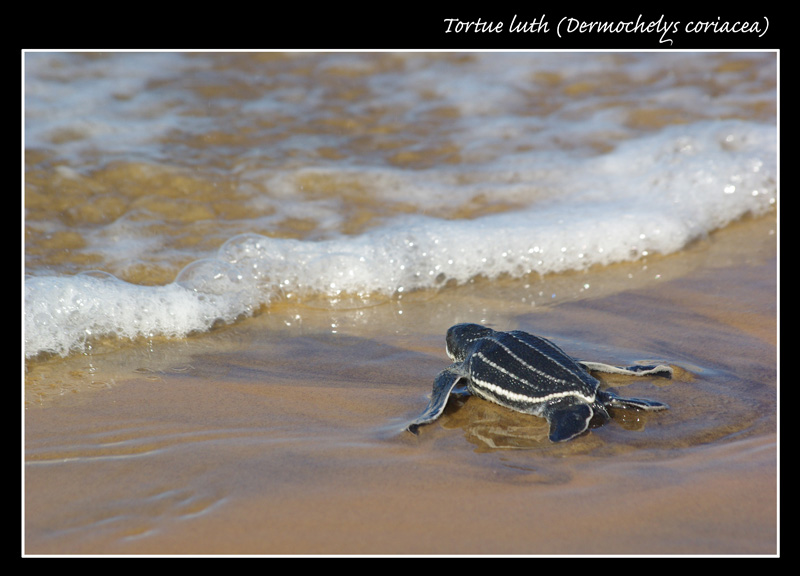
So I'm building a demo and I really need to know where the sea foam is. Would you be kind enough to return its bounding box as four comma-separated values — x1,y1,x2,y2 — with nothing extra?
24,120,776,359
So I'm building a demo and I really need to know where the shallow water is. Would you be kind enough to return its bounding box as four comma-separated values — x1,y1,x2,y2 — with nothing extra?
24,51,777,555
24,212,777,555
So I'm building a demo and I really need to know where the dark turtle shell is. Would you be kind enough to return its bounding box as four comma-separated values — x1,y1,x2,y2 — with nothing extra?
449,323,600,412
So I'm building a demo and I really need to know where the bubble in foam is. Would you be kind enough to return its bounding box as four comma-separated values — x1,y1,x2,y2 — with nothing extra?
175,258,246,296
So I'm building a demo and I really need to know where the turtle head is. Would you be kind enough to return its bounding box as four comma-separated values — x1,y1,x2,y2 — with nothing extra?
445,323,494,362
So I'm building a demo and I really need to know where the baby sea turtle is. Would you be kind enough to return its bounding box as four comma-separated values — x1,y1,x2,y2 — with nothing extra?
407,323,671,442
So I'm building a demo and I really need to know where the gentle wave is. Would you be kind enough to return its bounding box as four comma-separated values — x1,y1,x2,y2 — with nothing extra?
24,120,775,359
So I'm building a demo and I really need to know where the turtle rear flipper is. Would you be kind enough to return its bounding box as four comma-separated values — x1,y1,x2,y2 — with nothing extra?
543,400,597,443
406,365,464,434
603,392,669,411
579,361,673,378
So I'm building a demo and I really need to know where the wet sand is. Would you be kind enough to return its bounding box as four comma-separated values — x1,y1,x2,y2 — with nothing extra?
24,213,777,555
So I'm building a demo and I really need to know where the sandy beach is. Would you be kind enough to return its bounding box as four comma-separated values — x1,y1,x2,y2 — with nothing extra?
24,211,777,555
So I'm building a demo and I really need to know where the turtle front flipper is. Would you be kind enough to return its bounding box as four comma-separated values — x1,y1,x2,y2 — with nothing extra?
406,365,465,434
578,361,673,378
543,398,598,443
